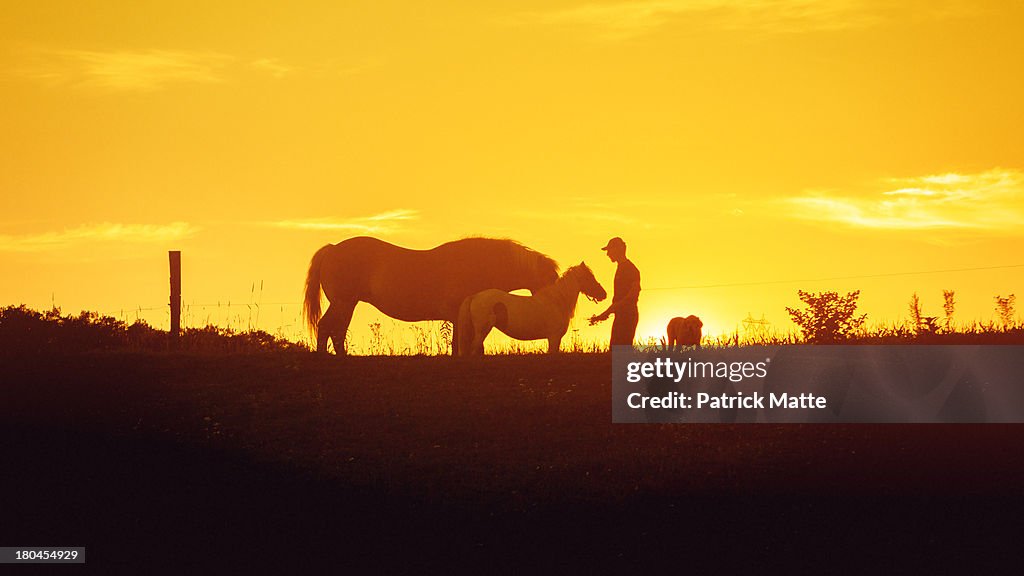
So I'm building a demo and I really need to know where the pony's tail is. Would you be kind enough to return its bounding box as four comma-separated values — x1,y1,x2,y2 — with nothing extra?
303,244,331,342
457,295,474,356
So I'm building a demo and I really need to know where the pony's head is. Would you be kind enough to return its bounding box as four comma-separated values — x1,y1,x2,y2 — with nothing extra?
570,262,606,303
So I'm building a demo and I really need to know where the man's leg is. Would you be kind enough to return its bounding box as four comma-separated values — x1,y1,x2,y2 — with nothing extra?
610,309,639,346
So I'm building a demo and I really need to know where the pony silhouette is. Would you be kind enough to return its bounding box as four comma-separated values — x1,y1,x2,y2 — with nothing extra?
458,262,606,355
304,237,558,355
667,315,703,351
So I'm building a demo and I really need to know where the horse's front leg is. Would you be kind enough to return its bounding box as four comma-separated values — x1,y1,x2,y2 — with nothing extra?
547,336,562,354
450,319,460,356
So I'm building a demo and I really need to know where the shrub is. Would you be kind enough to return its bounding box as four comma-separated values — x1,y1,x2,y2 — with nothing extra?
785,290,868,343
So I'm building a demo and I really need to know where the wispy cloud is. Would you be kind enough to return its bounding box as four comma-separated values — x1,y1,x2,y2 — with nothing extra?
271,209,419,234
518,0,948,40
785,169,1024,232
11,48,337,91
311,57,384,79
17,49,233,91
0,222,198,252
249,58,292,79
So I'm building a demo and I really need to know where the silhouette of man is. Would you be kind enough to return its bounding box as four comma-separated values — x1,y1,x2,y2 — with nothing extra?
589,237,640,347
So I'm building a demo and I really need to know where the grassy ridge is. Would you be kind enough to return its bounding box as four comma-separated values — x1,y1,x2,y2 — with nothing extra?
4,333,1024,570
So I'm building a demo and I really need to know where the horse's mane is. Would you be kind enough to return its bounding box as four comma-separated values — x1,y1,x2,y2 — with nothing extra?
442,237,560,276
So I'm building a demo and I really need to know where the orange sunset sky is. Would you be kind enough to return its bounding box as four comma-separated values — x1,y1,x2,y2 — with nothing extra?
2,1,1023,350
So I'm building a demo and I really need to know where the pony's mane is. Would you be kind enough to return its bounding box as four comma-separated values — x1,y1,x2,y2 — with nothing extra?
445,236,560,276
564,262,592,277
542,262,599,319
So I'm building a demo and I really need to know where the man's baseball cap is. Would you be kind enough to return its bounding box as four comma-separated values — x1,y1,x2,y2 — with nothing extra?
601,237,626,251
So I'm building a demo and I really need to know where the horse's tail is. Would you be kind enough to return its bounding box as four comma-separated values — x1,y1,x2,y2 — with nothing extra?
457,294,474,356
303,244,331,342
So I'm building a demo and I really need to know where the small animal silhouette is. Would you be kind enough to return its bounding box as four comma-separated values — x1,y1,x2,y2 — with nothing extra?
666,315,703,351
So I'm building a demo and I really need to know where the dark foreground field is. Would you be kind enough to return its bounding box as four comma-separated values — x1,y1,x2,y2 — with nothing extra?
3,352,1023,572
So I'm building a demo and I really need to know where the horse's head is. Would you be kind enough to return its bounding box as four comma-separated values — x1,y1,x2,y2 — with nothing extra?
573,262,606,303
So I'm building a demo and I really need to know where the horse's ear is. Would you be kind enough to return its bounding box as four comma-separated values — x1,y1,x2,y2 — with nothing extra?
579,261,585,266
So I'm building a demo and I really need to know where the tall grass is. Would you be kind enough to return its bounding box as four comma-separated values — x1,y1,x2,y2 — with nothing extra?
697,318,1024,347
0,305,307,355
4,303,1022,357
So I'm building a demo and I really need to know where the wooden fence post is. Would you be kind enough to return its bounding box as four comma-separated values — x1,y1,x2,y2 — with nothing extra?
169,250,181,347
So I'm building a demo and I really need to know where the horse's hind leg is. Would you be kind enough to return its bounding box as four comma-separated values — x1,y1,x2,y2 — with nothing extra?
316,308,333,353
320,300,356,356
470,315,494,356
471,328,491,355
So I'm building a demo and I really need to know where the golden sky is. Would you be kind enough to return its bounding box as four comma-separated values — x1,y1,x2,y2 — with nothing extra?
2,1,1023,349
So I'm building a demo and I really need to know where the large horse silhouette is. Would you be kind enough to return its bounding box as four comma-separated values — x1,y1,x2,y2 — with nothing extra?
304,237,559,355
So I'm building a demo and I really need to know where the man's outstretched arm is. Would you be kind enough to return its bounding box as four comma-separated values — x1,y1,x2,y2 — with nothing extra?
589,280,640,325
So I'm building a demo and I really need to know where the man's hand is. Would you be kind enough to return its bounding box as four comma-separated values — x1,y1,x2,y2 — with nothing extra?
589,312,609,326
